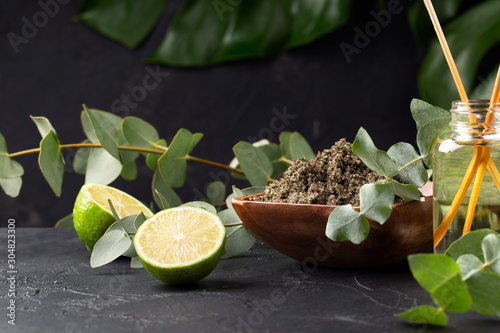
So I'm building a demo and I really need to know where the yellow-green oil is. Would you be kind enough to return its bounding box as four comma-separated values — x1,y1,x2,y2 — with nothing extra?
433,138,500,254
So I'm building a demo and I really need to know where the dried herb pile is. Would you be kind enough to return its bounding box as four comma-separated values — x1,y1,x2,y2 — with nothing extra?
252,139,383,206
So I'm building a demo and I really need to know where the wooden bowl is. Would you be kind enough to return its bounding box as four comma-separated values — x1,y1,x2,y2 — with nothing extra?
231,183,433,268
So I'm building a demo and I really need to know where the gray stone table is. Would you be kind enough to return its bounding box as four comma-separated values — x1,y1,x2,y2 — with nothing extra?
1,228,499,333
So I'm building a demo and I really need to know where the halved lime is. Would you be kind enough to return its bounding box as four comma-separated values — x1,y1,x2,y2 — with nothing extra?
134,206,226,285
73,183,152,252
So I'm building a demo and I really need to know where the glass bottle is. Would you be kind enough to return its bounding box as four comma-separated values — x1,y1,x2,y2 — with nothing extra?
433,100,500,254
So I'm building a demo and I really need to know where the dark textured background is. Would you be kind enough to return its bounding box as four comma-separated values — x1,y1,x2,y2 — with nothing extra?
1,1,426,227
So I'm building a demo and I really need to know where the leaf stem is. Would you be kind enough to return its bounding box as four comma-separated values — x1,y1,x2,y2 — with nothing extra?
224,222,244,227
397,156,424,173
8,143,245,175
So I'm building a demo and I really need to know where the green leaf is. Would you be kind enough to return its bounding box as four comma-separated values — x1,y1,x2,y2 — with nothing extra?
39,130,64,196
54,214,74,228
85,148,122,185
445,228,497,262
359,182,394,224
188,133,203,154
181,201,217,215
431,274,471,313
222,225,257,259
131,256,143,268
146,139,166,171
0,177,22,198
76,0,169,49
257,142,290,179
465,269,500,316
471,67,500,100
325,205,369,244
133,213,147,231
206,181,226,207
395,305,448,326
84,106,121,161
418,0,500,108
392,180,422,202
120,160,137,181
279,131,315,161
158,128,194,187
218,208,241,226
106,216,138,257
73,144,91,175
289,132,315,161
387,142,427,188
0,133,24,179
410,99,451,132
407,254,461,293
456,254,483,279
482,233,500,274
90,229,132,268
30,116,57,138
152,169,182,209
147,0,350,67
287,0,351,48
122,116,159,151
233,141,273,187
352,127,398,178
229,140,276,180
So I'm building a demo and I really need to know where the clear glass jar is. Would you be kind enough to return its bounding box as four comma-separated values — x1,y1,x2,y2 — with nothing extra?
433,100,500,254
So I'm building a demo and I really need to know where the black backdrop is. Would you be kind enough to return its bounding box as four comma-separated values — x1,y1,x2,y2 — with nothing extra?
1,1,426,227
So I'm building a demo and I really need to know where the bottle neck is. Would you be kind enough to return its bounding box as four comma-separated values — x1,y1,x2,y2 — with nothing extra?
450,100,500,143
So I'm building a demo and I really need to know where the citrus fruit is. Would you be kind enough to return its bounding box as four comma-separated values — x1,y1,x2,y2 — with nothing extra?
134,206,226,285
73,183,152,252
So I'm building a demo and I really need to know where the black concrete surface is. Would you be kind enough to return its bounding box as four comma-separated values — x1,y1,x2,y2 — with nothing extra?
1,228,499,332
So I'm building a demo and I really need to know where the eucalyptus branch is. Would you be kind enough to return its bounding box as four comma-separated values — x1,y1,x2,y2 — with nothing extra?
397,155,425,173
8,142,244,175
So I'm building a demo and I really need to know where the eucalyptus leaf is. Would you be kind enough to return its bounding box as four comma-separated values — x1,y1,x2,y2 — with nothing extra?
289,132,315,161
181,201,217,215
352,127,398,178
392,180,422,202
410,99,451,133
222,225,257,259
84,106,121,161
416,118,451,168
218,208,241,226
188,133,203,154
120,160,137,181
407,254,461,293
152,169,182,209
359,182,394,224
430,274,471,313
146,139,166,171
105,218,137,257
131,256,143,268
325,205,369,244
158,128,194,187
418,0,500,109
465,269,500,316
445,228,496,262
0,133,24,179
206,181,226,207
73,144,91,175
387,142,427,188
122,116,159,151
30,116,57,138
233,141,273,187
54,213,74,228
0,177,22,198
39,130,64,196
395,305,448,326
257,142,290,179
279,131,293,161
85,148,122,185
90,229,132,268
133,212,147,231
481,233,500,274
76,0,168,49
456,254,483,279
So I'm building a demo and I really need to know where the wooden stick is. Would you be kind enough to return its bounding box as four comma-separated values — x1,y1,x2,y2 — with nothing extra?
423,0,469,103
463,149,489,234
